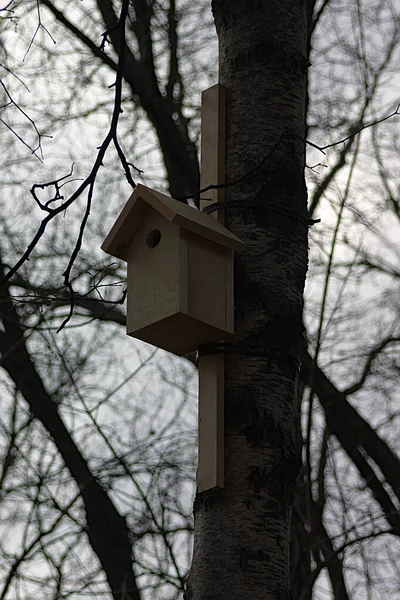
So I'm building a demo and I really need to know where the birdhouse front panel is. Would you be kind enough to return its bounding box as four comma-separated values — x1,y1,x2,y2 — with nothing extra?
126,211,182,338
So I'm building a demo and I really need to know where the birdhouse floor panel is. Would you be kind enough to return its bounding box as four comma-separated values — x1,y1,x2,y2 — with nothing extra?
127,312,233,357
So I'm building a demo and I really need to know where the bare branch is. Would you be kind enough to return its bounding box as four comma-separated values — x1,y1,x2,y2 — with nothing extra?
23,0,56,62
307,103,400,154
0,80,52,159
3,0,141,336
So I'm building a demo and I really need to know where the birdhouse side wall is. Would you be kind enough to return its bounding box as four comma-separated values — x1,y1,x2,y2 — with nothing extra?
126,213,182,336
184,231,233,334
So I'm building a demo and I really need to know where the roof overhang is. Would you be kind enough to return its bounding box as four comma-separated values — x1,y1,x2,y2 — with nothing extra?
102,184,244,260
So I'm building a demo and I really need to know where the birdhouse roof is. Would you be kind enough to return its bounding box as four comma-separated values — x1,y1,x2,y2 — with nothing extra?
102,184,244,260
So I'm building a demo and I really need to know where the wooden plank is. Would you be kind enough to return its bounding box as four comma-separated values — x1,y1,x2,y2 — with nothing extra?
172,210,244,252
197,84,227,492
145,184,243,250
129,313,232,357
186,232,228,332
101,197,151,261
200,84,227,223
197,354,225,492
225,249,234,333
126,212,181,335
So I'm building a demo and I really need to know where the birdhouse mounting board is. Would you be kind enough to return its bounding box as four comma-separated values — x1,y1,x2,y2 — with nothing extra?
101,84,236,494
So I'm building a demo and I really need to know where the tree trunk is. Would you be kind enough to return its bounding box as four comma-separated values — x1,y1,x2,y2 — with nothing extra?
186,2,308,598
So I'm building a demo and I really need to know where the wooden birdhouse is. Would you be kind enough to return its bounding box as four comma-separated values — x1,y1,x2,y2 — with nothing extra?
102,184,244,356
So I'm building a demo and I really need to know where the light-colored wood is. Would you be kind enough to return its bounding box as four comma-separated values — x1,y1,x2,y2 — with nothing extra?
102,84,236,488
126,212,181,335
139,185,241,249
225,249,234,333
197,85,228,492
101,197,151,261
185,232,232,334
198,353,225,492
123,211,235,355
130,313,231,357
102,184,244,260
179,228,189,317
200,85,227,222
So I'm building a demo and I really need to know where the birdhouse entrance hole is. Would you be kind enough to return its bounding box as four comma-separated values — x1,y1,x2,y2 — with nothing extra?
146,229,161,249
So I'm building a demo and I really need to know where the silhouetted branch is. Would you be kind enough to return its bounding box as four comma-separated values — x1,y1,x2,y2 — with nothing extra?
3,0,140,333
344,336,400,396
307,103,400,154
0,1,15,14
0,80,52,159
23,0,56,62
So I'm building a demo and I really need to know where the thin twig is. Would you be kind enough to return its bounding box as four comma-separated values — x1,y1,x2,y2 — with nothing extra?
307,103,400,154
23,0,56,62
3,0,139,335
0,80,52,159
0,1,15,13
176,133,283,202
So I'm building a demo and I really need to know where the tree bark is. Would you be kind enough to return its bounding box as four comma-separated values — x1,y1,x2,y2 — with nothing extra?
187,2,309,598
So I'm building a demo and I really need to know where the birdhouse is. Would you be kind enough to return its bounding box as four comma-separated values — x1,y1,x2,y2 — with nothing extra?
101,184,244,356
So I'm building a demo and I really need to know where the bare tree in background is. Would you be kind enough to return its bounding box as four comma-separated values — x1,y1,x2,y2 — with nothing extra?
0,1,399,599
